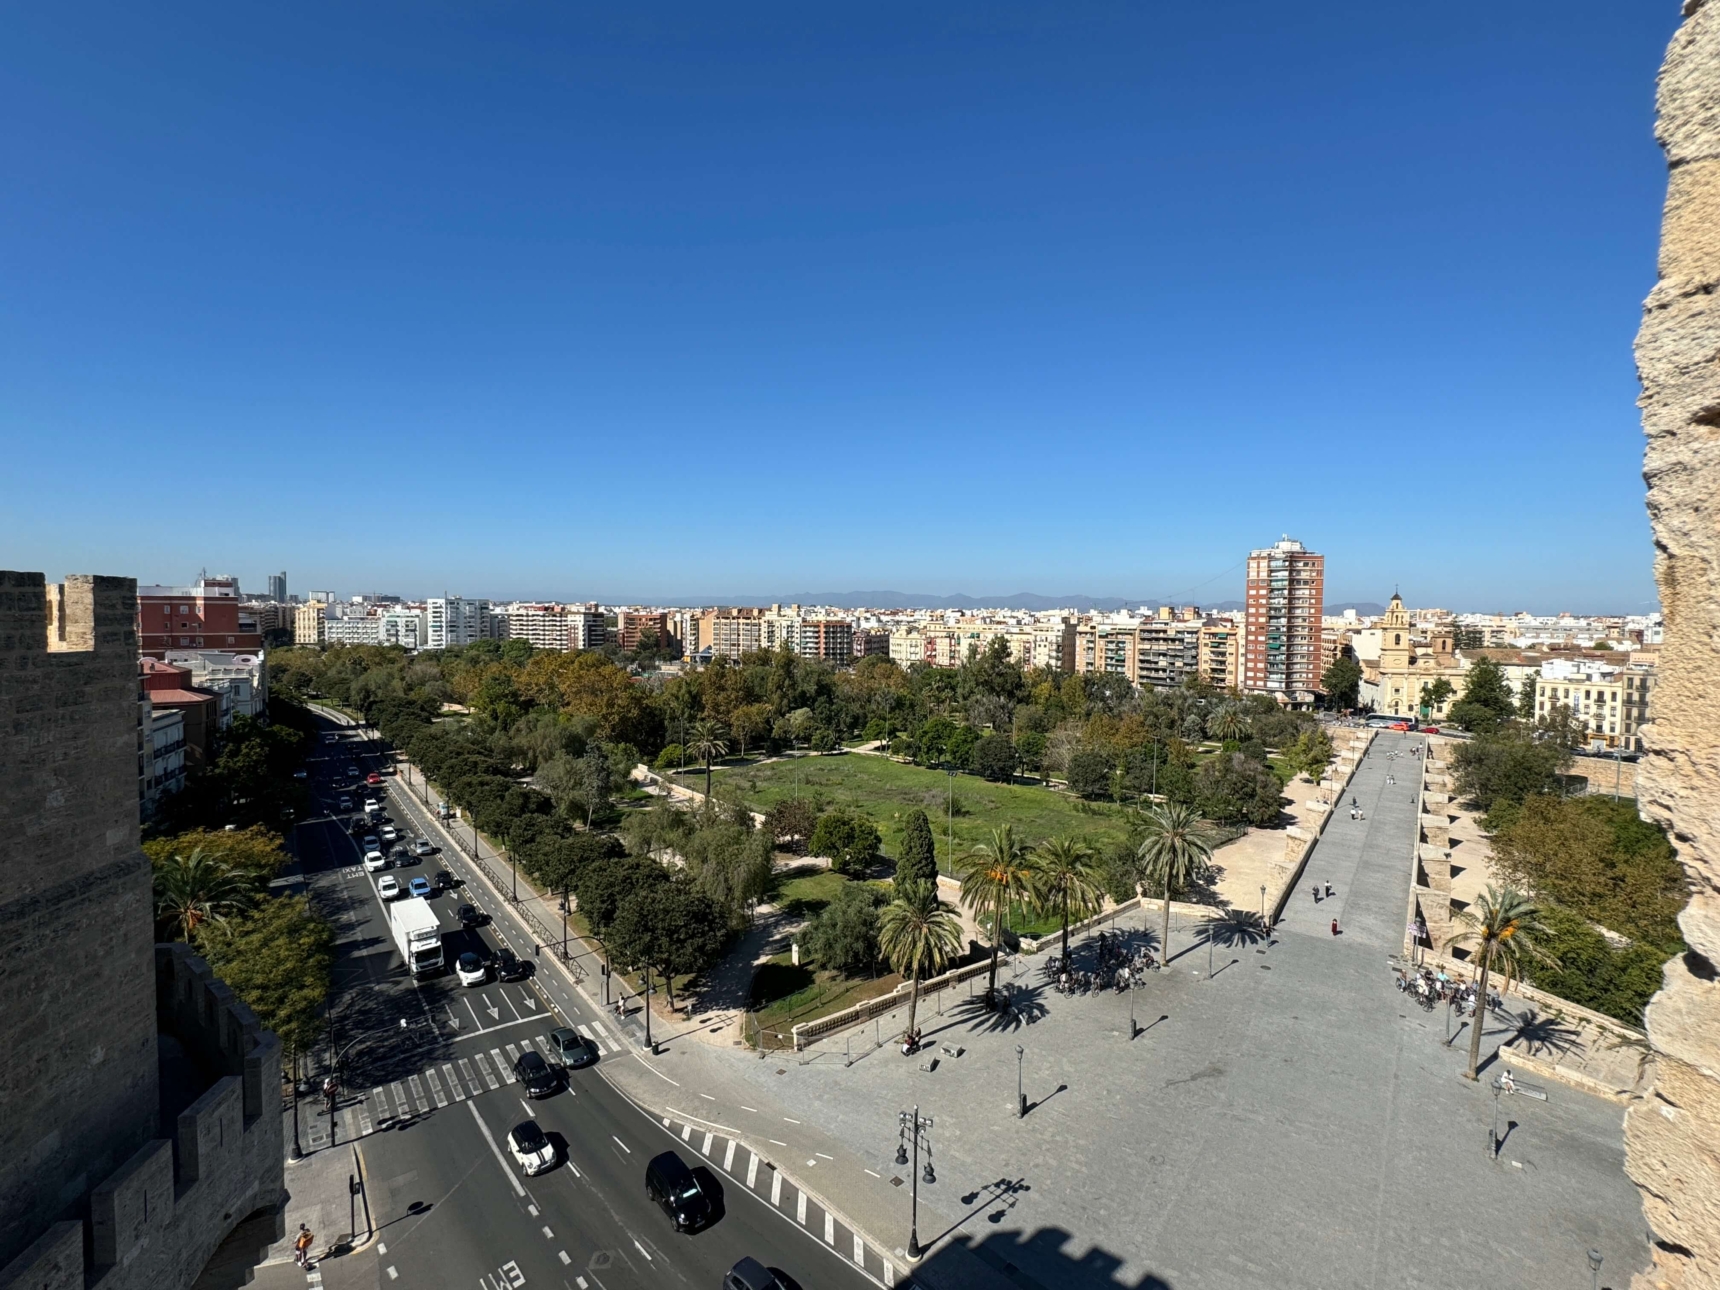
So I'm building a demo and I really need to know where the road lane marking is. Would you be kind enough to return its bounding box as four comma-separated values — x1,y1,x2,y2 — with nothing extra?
542,1226,554,1239
385,1267,397,1280
783,1117,801,1124
612,1135,631,1154
505,1043,521,1065
771,1172,783,1206
747,1153,759,1188
701,1131,713,1156
467,1101,524,1197
632,1238,653,1261
698,1093,715,1101
476,1053,500,1090
443,1064,467,1100
520,1099,536,1118
796,1190,807,1224
854,1233,865,1264
558,1251,570,1265
816,1152,832,1160
769,1139,787,1146
723,1140,736,1172
492,1049,516,1083
681,1124,693,1142
741,1105,759,1113
425,1068,448,1107
824,1211,835,1244
390,1082,408,1116
459,1058,481,1095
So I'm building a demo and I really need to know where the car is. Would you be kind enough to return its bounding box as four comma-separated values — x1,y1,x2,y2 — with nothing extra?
494,948,532,982
1420,725,1440,735
724,1258,787,1290
411,838,434,857
293,769,308,780
363,849,387,871
338,796,353,811
547,1026,598,1070
348,818,369,837
345,764,360,778
435,870,460,891
366,772,383,786
363,834,380,851
645,1151,711,1232
507,1120,556,1176
390,846,416,868
377,875,401,900
378,824,398,843
455,952,487,986
515,1050,559,1098
456,904,484,928
407,876,432,899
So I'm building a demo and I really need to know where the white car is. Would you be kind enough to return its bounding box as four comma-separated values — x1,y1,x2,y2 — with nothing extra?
378,824,398,843
377,875,401,900
507,1120,556,1176
455,951,487,987
411,838,434,857
363,849,387,872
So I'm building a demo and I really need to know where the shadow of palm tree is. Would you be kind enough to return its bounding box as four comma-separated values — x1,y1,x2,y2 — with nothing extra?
949,982,1050,1033
1509,1008,1583,1059
1202,909,1269,952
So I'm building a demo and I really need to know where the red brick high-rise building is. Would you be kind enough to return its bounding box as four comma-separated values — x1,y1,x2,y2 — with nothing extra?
1241,538,1324,703
136,575,261,657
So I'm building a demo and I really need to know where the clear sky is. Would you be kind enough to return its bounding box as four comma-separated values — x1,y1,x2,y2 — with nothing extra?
0,2,1681,612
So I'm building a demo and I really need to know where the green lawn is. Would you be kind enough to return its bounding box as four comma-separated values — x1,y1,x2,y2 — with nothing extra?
680,753,1139,871
747,952,901,1049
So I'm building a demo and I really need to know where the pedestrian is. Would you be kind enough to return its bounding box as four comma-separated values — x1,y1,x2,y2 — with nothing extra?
293,1225,314,1268
1324,883,1333,899
1311,885,1321,904
1330,918,1340,937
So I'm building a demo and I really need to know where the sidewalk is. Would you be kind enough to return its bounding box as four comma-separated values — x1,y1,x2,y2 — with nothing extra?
255,1140,373,1278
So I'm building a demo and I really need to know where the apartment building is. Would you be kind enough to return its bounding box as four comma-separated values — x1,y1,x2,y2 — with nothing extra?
136,575,262,657
1075,617,1142,681
1242,538,1324,703
700,608,767,662
381,606,428,649
1533,657,1658,751
1138,617,1203,689
853,628,891,658
163,650,268,721
1198,617,1241,690
323,614,383,646
426,596,493,649
266,571,287,602
617,610,672,651
797,619,854,666
293,601,326,645
497,603,575,651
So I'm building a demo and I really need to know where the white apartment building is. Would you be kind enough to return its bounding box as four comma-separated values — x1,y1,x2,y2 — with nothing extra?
1533,657,1658,751
323,615,383,647
163,650,270,721
381,607,428,650
138,701,186,820
426,597,494,649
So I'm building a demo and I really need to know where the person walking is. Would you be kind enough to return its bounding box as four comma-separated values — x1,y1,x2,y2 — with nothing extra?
1311,885,1321,904
1330,918,1340,937
293,1225,314,1268
1324,883,1333,899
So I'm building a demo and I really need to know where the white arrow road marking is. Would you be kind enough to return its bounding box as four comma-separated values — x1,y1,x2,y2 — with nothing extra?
483,994,501,1020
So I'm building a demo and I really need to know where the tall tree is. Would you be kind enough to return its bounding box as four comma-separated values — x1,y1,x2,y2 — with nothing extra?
1444,885,1555,1080
955,825,1039,1007
1206,703,1250,742
153,848,257,941
1136,803,1214,967
896,809,939,887
607,881,727,1011
1033,836,1106,963
193,894,333,1058
879,880,963,1045
1321,656,1363,710
1419,678,1455,715
687,719,729,801
1448,658,1517,733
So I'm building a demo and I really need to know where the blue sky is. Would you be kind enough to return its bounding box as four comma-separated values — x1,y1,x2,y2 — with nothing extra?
0,2,1680,612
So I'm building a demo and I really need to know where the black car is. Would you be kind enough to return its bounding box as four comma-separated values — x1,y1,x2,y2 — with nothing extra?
456,904,484,928
547,1026,598,1069
724,1258,785,1290
494,948,532,982
348,819,368,837
515,1050,560,1098
645,1151,711,1232
436,870,461,891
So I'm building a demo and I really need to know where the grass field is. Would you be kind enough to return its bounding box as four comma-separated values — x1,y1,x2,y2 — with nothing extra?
678,752,1141,871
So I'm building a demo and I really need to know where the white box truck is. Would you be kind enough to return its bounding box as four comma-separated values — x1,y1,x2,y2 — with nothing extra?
390,897,444,978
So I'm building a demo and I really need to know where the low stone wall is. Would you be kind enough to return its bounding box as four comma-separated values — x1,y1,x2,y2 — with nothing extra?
790,957,995,1051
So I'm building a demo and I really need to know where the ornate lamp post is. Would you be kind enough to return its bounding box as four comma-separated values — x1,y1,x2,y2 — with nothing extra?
895,1107,934,1260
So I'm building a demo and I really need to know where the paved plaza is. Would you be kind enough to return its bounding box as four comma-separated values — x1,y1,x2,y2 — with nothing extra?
700,733,1651,1290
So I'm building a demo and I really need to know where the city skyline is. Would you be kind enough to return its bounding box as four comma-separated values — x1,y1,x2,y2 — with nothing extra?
0,3,1678,609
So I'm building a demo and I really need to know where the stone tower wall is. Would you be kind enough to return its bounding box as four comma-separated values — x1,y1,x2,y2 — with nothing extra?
0,573,159,1270
1630,4,1720,1287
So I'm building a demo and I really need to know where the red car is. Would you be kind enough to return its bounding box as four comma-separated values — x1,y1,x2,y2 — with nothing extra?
366,772,383,786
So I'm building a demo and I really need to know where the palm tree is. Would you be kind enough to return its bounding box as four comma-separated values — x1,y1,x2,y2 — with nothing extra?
687,719,729,802
955,825,1040,1008
1033,836,1106,963
153,848,255,942
1136,803,1214,968
879,880,963,1045
1445,885,1555,1081
1207,703,1249,743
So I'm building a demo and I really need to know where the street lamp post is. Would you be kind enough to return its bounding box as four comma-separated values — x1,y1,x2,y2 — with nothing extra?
896,1107,934,1260
644,967,659,1054
1014,1045,1026,1119
289,1049,303,1160
1260,884,1267,937
507,826,519,905
1588,1249,1602,1290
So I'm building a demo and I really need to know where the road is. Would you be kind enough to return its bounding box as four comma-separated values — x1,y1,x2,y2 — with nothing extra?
284,713,880,1290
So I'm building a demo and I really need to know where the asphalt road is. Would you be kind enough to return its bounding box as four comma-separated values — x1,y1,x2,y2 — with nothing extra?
291,715,878,1290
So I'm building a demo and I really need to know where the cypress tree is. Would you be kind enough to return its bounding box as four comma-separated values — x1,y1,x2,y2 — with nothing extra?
897,808,938,886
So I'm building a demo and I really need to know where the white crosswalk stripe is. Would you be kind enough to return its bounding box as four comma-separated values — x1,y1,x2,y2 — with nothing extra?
371,1086,389,1119
492,1049,516,1084
443,1064,467,1100
681,1123,694,1142
701,1131,713,1157
391,1081,409,1117
409,1074,429,1112
576,1024,606,1054
426,1067,448,1107
476,1053,500,1090
459,1058,481,1096
505,1043,521,1065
